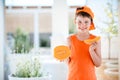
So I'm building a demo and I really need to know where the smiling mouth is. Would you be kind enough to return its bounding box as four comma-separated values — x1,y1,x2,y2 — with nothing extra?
79,28,87,30
81,28,86,30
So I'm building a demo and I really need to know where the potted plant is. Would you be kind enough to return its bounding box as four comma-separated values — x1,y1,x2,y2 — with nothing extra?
8,57,51,80
8,27,34,75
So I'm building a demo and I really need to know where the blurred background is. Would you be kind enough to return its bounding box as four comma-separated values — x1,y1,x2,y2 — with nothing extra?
0,0,120,80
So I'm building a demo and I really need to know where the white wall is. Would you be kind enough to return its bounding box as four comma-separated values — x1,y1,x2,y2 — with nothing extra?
0,0,4,80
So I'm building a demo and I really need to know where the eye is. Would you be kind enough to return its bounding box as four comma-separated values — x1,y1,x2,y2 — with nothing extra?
78,21,82,24
85,21,89,24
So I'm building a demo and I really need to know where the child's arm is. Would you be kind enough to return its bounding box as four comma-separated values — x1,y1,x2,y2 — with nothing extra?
89,40,101,67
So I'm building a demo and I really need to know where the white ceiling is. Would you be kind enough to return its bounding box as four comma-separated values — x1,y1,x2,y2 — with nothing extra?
5,0,86,6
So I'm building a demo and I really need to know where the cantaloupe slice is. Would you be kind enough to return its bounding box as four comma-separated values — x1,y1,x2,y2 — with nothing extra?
84,36,100,44
54,45,70,60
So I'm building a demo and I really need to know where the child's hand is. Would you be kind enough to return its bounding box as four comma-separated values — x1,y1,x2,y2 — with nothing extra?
89,42,97,52
60,57,71,64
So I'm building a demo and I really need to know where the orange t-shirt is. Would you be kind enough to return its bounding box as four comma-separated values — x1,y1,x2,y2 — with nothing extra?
67,34,97,80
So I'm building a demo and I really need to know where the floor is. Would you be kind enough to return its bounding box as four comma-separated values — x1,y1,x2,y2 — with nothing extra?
5,53,119,80
96,59,119,80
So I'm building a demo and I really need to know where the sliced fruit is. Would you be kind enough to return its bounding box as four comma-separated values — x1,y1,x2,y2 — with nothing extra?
84,36,100,44
54,45,70,60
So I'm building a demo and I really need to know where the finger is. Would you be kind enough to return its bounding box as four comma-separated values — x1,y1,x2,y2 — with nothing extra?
90,44,96,50
92,42,97,46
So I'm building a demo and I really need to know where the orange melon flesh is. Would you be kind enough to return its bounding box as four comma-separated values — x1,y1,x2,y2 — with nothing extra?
84,36,100,44
54,45,70,60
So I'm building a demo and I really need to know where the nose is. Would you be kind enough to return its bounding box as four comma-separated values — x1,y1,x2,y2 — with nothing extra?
80,23,86,28
78,23,88,30
81,23,86,26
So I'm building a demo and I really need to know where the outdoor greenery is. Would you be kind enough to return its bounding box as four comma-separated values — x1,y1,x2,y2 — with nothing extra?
13,28,32,53
69,18,76,34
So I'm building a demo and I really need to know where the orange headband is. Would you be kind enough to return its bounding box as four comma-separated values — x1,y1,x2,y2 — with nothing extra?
76,6,95,30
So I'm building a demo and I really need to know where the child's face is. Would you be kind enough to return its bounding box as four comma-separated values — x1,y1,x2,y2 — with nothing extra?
75,15,91,32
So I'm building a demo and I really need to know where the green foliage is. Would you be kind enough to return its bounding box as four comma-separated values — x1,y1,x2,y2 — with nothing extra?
103,0,118,37
13,28,32,53
105,23,118,36
99,0,119,59
13,58,43,78
69,18,76,34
